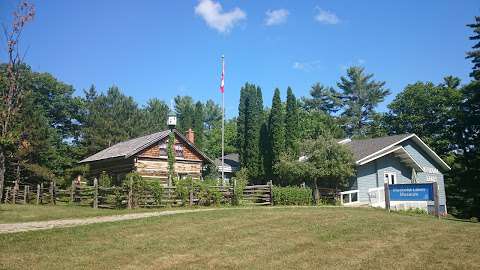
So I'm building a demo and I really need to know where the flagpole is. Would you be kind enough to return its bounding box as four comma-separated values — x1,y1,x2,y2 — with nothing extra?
221,55,225,184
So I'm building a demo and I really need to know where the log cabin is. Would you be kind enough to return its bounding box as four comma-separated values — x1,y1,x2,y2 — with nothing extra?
80,113,213,184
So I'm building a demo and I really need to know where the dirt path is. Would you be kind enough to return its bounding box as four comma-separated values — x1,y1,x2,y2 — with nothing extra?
0,208,222,234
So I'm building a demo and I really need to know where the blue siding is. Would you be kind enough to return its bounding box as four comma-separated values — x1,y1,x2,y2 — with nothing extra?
401,140,447,212
351,137,448,214
356,162,377,202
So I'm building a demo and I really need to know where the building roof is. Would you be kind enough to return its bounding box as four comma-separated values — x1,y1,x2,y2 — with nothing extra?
339,134,450,171
339,134,412,161
79,129,213,164
214,153,240,173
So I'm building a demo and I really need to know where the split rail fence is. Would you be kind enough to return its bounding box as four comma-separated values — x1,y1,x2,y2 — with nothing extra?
1,179,274,209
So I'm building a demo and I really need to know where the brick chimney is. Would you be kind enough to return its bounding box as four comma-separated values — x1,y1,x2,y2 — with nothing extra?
186,128,195,144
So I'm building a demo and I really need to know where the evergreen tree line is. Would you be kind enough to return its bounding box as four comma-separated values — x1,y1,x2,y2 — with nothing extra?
235,17,480,218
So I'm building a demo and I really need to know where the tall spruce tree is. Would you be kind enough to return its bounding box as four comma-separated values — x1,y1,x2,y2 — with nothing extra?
192,101,204,149
337,66,390,137
237,83,264,181
268,88,285,181
467,16,480,80
285,87,299,156
174,96,194,133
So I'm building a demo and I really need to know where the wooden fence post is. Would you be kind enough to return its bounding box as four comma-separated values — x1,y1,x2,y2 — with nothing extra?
4,187,10,203
70,181,75,204
36,184,40,205
268,180,273,206
40,183,44,204
49,181,54,205
384,183,390,212
12,179,19,205
93,178,98,209
23,185,28,204
127,180,133,209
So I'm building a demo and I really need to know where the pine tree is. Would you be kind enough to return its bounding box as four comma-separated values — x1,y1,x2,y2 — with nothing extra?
174,96,194,133
337,66,390,137
192,101,204,149
467,16,480,80
285,87,299,156
268,88,285,181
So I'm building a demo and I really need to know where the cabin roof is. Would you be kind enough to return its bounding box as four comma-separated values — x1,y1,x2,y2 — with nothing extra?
339,134,412,161
79,129,213,164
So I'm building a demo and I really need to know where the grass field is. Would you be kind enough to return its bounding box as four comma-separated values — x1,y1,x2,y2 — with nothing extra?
0,207,479,270
0,204,164,223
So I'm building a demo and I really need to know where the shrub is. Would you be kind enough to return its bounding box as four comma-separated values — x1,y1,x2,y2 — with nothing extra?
231,168,248,206
98,171,112,187
197,179,222,206
175,177,194,205
146,181,164,206
272,186,313,206
123,172,146,208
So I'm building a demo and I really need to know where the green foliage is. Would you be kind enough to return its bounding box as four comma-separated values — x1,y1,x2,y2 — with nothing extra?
167,131,175,185
174,96,195,133
237,83,264,180
337,66,390,137
268,88,285,181
175,177,195,205
231,168,248,205
385,79,462,155
203,119,237,159
302,83,342,114
467,16,480,80
276,135,355,202
285,87,299,156
141,98,169,134
123,172,146,208
193,101,205,149
196,178,222,206
396,208,429,216
98,171,112,187
272,186,313,206
146,181,164,205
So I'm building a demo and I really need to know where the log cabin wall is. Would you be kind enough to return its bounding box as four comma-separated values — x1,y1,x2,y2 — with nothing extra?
88,157,135,184
135,134,204,184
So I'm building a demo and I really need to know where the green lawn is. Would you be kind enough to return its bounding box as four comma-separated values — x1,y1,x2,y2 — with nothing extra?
0,207,479,270
0,204,163,223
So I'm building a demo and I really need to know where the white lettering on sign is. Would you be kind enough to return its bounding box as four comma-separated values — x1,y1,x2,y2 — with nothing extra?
423,167,439,174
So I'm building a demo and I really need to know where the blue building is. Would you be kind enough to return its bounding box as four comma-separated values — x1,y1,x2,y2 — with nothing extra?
339,134,450,214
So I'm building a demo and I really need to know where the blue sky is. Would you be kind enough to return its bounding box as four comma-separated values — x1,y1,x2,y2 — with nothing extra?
0,0,478,118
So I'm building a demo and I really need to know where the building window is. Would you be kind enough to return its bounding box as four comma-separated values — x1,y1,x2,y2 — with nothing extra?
159,143,167,156
426,175,437,182
384,172,396,184
174,144,184,158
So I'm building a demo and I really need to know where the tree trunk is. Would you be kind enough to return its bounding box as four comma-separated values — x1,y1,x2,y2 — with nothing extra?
313,179,320,205
0,150,5,203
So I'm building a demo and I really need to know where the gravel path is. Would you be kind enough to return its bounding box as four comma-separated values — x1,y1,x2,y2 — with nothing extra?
0,208,221,234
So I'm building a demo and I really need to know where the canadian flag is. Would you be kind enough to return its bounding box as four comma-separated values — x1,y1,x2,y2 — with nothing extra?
220,56,225,93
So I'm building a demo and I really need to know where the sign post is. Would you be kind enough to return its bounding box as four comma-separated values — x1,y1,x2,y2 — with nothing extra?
384,182,390,211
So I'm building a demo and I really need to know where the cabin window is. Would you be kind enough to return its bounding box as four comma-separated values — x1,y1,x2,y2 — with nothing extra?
159,143,167,156
174,144,184,157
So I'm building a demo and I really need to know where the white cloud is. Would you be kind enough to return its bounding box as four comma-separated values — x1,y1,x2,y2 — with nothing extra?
194,0,246,33
292,60,322,72
265,9,289,26
340,59,367,70
314,8,340,25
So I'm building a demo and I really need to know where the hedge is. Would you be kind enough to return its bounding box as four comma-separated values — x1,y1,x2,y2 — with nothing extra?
272,186,313,206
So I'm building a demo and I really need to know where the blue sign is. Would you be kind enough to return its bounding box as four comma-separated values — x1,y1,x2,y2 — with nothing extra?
389,183,434,201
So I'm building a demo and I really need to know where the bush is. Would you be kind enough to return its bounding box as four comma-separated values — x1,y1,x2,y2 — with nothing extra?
231,168,248,206
123,172,146,208
175,177,194,205
146,181,164,206
98,171,112,187
197,179,222,206
272,186,313,206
